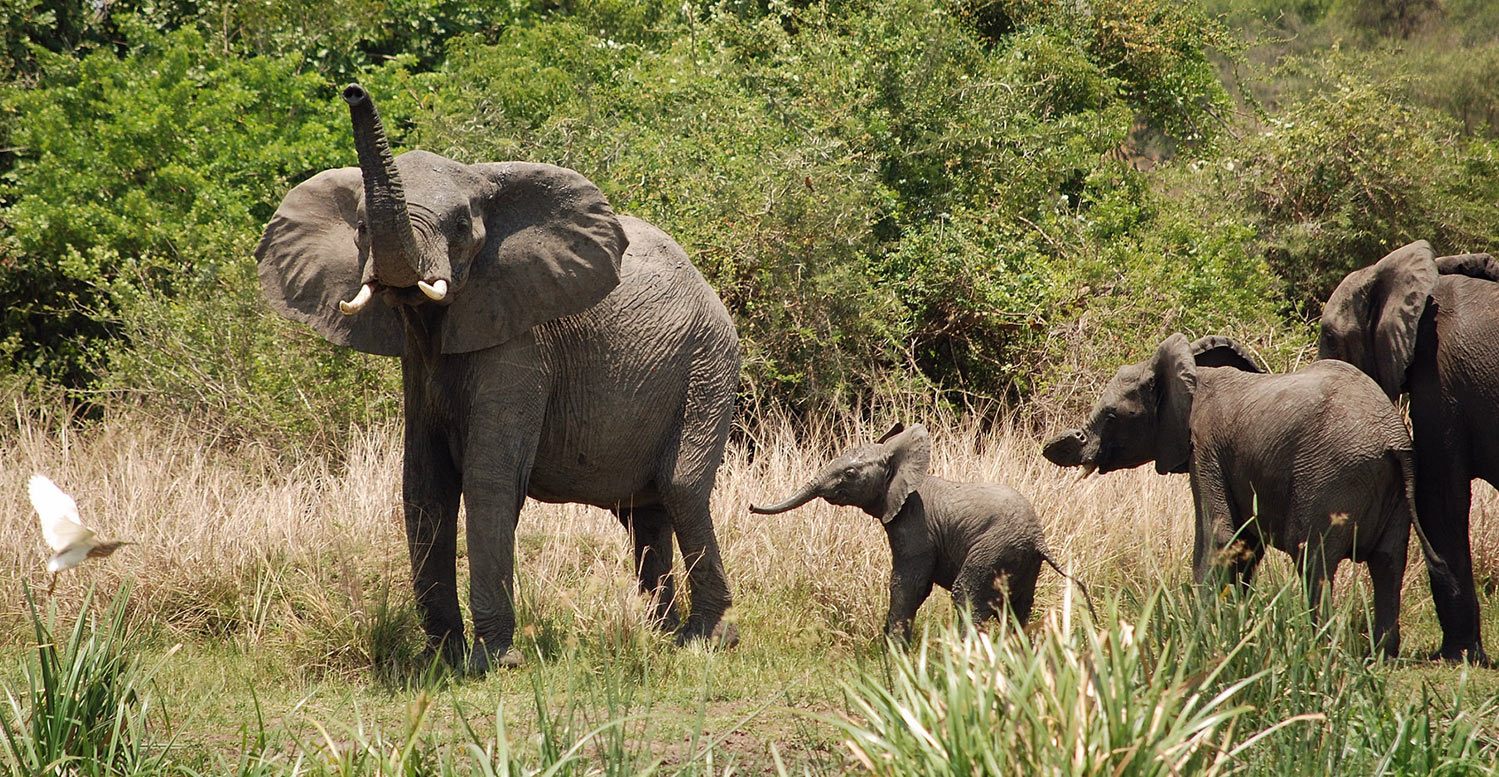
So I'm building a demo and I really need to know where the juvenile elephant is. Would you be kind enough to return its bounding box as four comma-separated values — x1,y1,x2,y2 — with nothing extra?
256,85,739,672
1042,334,1455,656
1320,240,1499,662
752,424,1091,638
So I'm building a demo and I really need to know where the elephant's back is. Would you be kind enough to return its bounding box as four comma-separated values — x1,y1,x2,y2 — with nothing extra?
1217,362,1407,451
526,216,738,507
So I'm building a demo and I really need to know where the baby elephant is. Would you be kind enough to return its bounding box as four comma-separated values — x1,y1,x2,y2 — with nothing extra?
1043,334,1456,656
752,423,1090,638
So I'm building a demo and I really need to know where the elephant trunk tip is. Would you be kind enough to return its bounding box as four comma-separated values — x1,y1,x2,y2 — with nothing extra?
343,83,369,106
1042,429,1087,467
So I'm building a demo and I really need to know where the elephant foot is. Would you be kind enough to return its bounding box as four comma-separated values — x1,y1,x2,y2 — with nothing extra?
1428,643,1490,666
650,609,683,634
468,641,525,675
423,632,468,669
673,615,739,649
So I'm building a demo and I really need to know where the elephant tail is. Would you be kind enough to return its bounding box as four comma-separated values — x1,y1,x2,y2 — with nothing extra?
1041,551,1099,622
1391,449,1460,597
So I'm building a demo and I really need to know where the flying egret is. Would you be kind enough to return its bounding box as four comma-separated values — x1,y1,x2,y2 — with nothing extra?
28,474,129,593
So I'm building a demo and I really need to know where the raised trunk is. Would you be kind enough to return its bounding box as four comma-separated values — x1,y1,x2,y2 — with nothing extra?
750,482,821,515
344,83,422,288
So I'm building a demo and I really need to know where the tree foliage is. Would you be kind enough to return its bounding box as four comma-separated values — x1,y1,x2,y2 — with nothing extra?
2,0,1495,441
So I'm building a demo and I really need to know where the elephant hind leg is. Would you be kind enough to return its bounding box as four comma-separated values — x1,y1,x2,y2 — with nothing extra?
656,343,738,648
613,504,681,631
955,556,1038,629
1005,560,1040,628
661,487,735,647
1414,456,1486,662
1366,547,1407,659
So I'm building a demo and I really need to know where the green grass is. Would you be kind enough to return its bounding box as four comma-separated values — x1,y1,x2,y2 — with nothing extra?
6,571,1499,775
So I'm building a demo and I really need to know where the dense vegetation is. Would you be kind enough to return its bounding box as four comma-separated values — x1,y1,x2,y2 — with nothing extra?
1,0,1497,439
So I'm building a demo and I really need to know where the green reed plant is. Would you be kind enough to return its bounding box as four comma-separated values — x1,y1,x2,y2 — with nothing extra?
835,588,1283,776
836,574,1499,777
0,583,177,777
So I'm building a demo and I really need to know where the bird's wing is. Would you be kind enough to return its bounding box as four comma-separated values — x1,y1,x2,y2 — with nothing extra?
29,474,94,552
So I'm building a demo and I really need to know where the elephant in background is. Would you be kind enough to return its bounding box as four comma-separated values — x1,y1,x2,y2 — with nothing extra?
1043,334,1455,657
256,84,740,672
1320,240,1499,663
752,423,1092,639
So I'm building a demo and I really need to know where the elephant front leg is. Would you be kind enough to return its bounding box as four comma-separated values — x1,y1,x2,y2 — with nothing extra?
614,505,681,631
885,556,935,643
403,428,464,666
1295,543,1340,629
463,469,528,674
1189,465,1244,587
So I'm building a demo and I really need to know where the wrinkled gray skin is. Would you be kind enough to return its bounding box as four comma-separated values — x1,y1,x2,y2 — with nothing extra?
1043,334,1455,657
256,85,739,673
753,424,1090,639
1320,240,1499,664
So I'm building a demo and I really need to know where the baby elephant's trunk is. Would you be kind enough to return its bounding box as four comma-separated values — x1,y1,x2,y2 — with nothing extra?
750,482,820,515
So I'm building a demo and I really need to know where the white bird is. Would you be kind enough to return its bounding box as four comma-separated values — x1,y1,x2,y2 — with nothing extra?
28,474,129,593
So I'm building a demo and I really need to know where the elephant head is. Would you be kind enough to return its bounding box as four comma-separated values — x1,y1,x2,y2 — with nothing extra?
255,84,628,356
1042,334,1263,476
1319,240,1499,401
751,423,931,523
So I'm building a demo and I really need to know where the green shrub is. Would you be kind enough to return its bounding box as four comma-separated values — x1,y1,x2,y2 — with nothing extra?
0,585,174,777
1214,59,1499,313
0,26,352,387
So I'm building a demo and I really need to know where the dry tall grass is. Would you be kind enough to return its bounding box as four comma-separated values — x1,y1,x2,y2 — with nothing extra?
3,396,1495,667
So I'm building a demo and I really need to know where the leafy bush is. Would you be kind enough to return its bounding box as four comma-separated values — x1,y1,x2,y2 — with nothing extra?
0,26,351,385
1212,59,1499,313
0,0,1328,430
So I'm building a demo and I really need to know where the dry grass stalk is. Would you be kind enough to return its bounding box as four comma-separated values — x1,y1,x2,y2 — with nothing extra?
1,397,1492,659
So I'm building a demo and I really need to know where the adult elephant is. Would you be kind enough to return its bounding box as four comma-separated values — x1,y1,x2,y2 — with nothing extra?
1320,240,1499,663
256,84,740,672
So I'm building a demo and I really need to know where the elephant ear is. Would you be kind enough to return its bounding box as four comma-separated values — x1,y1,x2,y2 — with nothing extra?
1189,335,1264,373
1152,334,1197,475
1436,252,1499,281
879,423,931,524
875,422,906,444
256,168,405,356
1319,240,1437,401
442,162,628,354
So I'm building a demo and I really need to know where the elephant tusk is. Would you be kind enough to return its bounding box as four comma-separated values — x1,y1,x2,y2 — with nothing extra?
417,279,448,301
338,283,374,315
1076,464,1098,482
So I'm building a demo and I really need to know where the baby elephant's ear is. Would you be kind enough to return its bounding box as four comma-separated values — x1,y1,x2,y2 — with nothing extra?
880,423,931,523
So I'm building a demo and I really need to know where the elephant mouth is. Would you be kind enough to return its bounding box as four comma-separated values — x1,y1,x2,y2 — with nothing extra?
1043,429,1107,478
338,277,450,315
1042,429,1088,467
